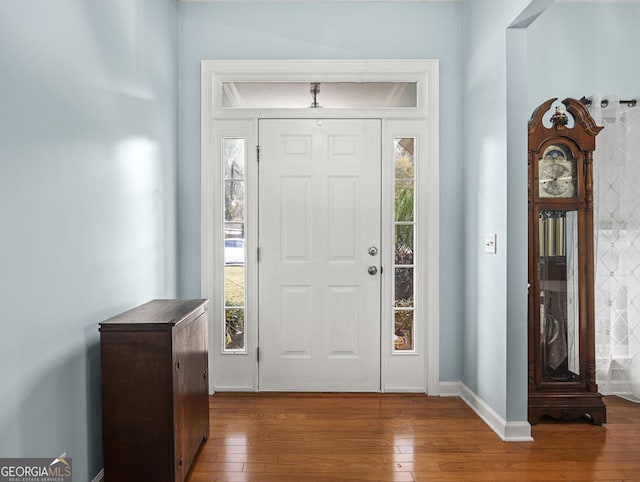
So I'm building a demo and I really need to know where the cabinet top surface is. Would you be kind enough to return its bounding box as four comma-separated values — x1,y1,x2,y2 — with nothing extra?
99,299,208,327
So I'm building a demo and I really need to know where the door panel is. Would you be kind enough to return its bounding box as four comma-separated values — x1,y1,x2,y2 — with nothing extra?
258,119,381,391
280,177,311,260
328,177,358,259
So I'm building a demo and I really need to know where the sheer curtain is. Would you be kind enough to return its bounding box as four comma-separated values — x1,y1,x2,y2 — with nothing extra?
589,94,640,402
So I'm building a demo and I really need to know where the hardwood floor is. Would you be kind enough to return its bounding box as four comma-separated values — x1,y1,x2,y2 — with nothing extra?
187,393,640,481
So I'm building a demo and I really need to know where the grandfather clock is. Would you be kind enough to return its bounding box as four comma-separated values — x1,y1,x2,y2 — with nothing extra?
528,97,606,424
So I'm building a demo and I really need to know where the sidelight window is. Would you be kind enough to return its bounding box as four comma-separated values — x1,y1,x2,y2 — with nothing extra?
223,138,246,352
393,138,416,352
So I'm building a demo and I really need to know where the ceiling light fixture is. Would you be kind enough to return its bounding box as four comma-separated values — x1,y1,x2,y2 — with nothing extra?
309,82,322,108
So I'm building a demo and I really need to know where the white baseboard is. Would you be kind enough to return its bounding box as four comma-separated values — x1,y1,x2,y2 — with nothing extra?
503,420,534,441
438,381,462,397
384,387,428,393
91,469,104,482
213,385,256,392
459,383,533,442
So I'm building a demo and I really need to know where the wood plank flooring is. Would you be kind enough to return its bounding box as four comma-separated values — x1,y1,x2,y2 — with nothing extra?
187,393,640,481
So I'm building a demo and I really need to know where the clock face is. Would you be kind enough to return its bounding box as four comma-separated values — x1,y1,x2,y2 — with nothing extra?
538,145,576,198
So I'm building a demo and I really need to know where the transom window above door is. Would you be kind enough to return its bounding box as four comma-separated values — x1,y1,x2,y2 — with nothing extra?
221,82,418,109
205,60,435,118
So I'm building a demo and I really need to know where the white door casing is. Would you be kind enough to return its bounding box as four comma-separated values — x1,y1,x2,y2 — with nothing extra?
258,119,382,391
201,60,439,395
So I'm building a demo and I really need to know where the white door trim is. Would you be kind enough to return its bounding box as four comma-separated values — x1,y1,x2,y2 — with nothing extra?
201,60,440,395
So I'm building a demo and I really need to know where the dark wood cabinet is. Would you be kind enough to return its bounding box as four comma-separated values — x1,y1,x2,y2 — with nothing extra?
100,299,209,482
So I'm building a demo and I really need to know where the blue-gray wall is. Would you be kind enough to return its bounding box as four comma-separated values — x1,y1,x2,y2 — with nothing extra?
177,1,464,382
461,0,532,421
528,2,640,111
0,0,179,480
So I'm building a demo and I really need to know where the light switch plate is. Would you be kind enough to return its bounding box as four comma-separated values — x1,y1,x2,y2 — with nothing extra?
484,233,497,254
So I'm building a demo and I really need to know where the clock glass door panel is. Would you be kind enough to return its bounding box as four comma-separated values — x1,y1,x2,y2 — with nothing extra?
538,210,580,382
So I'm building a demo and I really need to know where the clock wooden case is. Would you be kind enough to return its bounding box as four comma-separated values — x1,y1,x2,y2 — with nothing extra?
527,97,606,424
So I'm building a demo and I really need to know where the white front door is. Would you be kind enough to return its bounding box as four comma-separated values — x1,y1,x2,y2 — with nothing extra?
258,119,381,391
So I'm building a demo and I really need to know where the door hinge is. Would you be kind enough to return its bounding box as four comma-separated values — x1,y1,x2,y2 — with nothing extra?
257,247,261,262
257,346,260,362
257,145,260,163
